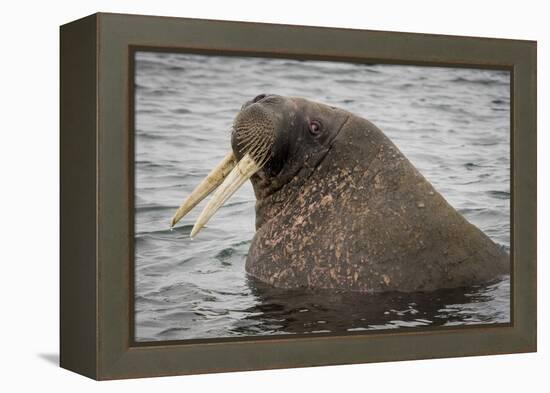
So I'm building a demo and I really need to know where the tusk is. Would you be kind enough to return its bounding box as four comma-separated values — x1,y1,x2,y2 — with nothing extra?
170,152,237,228
190,153,260,237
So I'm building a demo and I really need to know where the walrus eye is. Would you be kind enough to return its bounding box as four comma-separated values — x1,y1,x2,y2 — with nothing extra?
309,120,322,136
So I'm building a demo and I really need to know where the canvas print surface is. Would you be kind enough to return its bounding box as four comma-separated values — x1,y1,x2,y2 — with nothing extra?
133,51,510,342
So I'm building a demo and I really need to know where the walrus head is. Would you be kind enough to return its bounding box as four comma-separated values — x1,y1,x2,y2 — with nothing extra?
170,94,350,235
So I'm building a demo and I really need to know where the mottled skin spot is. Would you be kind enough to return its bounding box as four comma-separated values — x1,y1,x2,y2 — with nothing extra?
233,95,509,293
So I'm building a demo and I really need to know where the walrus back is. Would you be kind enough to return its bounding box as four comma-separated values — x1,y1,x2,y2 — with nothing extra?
246,114,509,292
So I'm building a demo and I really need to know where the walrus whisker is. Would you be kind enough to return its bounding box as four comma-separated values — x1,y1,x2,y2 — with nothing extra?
234,125,274,167
236,131,261,146
256,141,272,165
236,128,268,142
237,138,255,147
245,145,270,168
246,138,271,161
235,126,258,135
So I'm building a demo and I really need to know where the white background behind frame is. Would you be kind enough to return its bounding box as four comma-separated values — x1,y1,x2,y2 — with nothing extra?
0,0,546,391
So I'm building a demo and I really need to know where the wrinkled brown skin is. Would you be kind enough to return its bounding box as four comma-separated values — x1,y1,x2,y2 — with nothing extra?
237,97,509,293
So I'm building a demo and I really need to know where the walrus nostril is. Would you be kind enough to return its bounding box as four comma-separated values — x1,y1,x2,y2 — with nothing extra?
252,94,267,103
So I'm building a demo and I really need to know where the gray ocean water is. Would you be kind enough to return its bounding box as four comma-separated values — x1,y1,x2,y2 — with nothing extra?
134,51,510,342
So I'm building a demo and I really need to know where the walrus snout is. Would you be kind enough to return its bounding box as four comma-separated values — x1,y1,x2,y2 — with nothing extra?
232,103,275,166
170,95,280,236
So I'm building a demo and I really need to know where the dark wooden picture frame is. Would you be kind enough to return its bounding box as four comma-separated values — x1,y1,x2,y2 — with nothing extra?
60,12,536,380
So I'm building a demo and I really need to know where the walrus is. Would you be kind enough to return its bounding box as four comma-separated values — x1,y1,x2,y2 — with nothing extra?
170,94,509,293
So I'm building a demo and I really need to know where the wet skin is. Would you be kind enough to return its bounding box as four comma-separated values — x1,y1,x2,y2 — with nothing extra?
173,94,509,293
